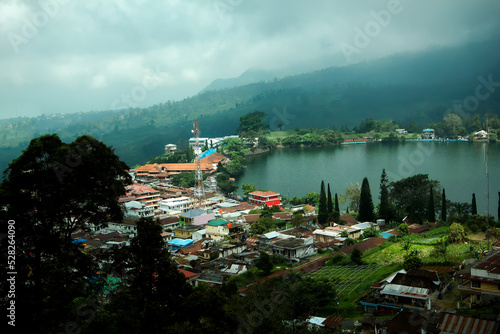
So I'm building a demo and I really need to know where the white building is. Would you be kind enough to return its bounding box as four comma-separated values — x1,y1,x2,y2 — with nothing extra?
160,197,195,214
123,201,154,218
188,135,239,155
165,144,177,154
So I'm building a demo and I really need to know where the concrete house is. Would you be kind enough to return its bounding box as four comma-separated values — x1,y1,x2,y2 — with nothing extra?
123,200,154,218
206,219,243,240
174,224,204,240
456,250,500,304
270,237,317,261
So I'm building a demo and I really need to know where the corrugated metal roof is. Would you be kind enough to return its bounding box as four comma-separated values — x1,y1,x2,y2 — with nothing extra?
474,251,500,274
439,312,499,334
381,283,430,299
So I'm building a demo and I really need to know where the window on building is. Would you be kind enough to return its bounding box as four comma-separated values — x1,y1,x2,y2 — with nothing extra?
471,281,481,288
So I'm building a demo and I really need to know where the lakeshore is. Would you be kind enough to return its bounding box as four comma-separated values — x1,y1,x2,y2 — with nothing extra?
237,141,500,218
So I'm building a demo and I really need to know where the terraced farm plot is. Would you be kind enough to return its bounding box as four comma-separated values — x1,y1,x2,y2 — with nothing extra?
308,264,386,295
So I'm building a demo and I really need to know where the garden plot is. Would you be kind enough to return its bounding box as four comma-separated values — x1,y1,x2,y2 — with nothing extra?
308,264,386,295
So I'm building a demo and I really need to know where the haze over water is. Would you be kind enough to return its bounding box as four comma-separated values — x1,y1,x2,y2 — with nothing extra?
236,142,500,218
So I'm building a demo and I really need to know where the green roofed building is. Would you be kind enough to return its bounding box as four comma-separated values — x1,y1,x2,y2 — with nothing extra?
207,219,228,226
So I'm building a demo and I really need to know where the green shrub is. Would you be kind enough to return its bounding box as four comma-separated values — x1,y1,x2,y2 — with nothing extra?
326,253,352,266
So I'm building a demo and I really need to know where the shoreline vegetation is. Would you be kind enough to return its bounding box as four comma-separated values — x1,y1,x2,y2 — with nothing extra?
143,113,499,192
238,112,499,157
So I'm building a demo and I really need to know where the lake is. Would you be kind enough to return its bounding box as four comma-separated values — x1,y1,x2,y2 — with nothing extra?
236,141,500,218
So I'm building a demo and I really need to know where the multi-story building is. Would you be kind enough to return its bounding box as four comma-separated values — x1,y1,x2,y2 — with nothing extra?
248,190,281,208
119,183,161,212
456,250,500,304
160,196,195,214
123,201,155,218
206,219,243,240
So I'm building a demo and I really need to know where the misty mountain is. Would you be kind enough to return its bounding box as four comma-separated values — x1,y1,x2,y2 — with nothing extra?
1,36,499,172
200,68,279,92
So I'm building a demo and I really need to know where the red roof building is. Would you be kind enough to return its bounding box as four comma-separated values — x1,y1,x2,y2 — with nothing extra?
178,268,198,279
248,190,281,208
135,153,228,180
119,183,161,209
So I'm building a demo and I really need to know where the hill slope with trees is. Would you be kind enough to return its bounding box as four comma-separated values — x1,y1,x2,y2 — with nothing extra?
1,36,499,171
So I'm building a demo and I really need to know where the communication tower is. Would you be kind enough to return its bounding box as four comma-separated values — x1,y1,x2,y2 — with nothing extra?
192,120,205,208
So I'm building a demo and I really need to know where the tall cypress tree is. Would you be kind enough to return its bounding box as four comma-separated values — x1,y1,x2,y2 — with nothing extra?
472,193,477,215
318,180,328,224
378,168,391,220
498,192,500,222
327,183,333,215
428,185,436,222
441,189,447,222
359,177,375,222
334,193,340,222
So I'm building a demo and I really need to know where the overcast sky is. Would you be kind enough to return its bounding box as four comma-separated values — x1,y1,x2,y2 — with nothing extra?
0,0,499,119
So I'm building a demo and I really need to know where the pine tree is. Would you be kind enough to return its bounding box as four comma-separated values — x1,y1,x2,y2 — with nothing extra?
428,185,436,222
318,180,328,224
378,168,392,220
441,189,447,222
359,177,375,222
472,193,477,215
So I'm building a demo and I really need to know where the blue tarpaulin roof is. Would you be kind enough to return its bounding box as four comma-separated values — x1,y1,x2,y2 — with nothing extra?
199,148,216,159
72,238,87,244
379,230,395,239
168,239,194,247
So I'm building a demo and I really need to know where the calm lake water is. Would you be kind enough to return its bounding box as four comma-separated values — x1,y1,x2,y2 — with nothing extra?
236,142,500,218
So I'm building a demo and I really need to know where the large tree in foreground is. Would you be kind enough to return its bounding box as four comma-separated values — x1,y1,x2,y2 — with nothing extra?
0,134,131,331
358,177,375,222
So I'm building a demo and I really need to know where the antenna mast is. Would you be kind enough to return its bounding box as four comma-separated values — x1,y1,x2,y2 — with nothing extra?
486,117,490,217
193,120,205,209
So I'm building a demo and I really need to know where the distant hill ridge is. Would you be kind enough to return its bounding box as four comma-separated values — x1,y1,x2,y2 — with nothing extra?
1,36,499,171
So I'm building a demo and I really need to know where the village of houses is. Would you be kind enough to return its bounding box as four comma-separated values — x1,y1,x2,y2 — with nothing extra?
70,135,500,333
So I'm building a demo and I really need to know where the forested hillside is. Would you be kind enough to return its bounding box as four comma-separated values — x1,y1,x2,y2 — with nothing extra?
1,36,499,171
